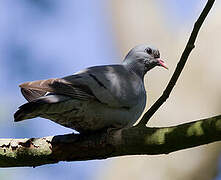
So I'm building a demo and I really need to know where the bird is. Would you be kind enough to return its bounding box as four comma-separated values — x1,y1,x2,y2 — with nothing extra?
14,44,168,133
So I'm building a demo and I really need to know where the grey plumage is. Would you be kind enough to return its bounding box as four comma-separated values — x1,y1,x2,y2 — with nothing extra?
14,44,167,133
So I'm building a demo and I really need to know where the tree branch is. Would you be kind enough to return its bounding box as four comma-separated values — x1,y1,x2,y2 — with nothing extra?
0,115,221,167
138,0,216,126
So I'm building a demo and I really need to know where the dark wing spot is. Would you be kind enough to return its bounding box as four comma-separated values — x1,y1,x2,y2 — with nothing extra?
49,80,96,100
72,84,95,97
89,73,107,89
122,106,130,110
73,75,82,79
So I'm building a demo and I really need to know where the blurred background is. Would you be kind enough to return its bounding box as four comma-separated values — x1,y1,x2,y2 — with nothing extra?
0,0,220,179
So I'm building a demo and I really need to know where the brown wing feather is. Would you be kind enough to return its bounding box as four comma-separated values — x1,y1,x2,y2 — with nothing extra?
21,88,46,102
19,78,96,101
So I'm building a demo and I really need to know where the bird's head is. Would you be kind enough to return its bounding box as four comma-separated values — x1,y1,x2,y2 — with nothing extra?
123,44,168,77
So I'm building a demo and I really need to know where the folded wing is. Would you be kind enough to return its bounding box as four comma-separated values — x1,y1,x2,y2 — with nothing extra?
19,77,96,102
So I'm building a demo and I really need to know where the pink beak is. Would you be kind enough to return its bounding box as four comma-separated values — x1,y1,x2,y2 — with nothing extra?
157,59,168,70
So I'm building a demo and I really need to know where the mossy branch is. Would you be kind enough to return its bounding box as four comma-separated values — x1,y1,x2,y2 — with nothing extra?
0,115,221,167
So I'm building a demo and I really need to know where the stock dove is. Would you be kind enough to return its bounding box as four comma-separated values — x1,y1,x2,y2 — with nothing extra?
14,44,168,133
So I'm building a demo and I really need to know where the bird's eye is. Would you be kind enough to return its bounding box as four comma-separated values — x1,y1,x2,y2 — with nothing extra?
145,48,152,54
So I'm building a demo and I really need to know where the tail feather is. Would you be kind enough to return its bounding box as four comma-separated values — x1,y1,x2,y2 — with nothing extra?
14,102,40,122
14,94,70,122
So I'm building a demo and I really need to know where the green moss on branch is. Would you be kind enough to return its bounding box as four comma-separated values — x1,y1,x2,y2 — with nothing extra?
0,115,221,167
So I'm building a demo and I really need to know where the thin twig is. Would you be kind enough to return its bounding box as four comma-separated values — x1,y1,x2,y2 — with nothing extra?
138,0,215,126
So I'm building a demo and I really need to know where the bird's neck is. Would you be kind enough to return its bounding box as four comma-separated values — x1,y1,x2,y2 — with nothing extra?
123,59,145,79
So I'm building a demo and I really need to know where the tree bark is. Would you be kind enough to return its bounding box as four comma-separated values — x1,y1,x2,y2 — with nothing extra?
0,115,220,167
